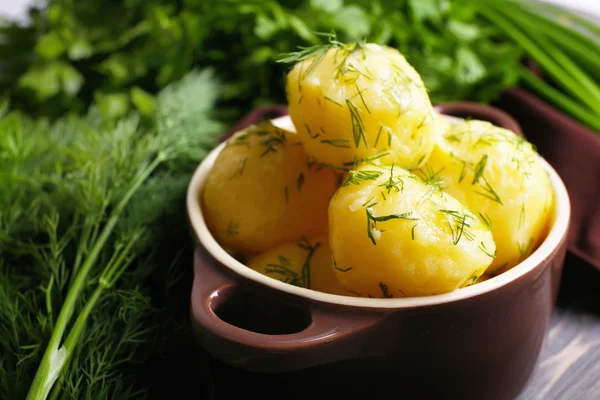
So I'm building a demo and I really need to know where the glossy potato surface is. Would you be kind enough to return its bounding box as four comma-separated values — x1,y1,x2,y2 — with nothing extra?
202,122,338,255
420,120,554,272
286,42,436,170
329,164,496,297
247,236,349,296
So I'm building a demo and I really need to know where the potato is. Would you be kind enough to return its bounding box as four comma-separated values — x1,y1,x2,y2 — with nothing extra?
202,122,339,255
329,163,496,297
418,120,554,272
285,41,436,170
247,235,350,296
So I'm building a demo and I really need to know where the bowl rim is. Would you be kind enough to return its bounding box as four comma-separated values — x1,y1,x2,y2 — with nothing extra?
186,115,571,309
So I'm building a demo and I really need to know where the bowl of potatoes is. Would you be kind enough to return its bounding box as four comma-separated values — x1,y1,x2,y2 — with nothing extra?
187,40,570,400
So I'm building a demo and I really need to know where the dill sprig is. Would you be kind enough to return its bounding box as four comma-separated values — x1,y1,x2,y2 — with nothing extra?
379,164,404,194
366,207,419,245
342,169,383,186
379,282,393,298
0,69,224,399
438,209,476,245
346,99,368,148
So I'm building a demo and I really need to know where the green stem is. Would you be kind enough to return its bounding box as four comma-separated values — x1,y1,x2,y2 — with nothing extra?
520,68,600,132
25,155,163,400
480,3,600,111
499,0,600,80
488,0,600,109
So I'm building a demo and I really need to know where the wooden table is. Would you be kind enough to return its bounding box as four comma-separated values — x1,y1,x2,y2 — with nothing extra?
516,255,600,400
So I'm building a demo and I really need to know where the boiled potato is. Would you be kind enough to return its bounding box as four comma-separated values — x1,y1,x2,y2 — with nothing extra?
247,235,350,296
418,120,554,272
202,122,338,255
286,41,436,170
329,163,496,297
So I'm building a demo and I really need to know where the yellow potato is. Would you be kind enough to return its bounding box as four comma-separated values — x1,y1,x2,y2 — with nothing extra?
285,41,436,170
202,122,338,255
329,163,496,297
247,236,350,296
418,120,554,272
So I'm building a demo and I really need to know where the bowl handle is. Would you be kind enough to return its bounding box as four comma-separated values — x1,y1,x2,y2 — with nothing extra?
190,249,385,373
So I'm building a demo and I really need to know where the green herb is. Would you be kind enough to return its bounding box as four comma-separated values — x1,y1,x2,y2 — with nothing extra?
439,209,476,245
225,222,240,237
229,156,247,179
305,123,319,139
479,212,493,229
297,173,305,192
379,282,393,298
342,169,383,186
324,96,343,108
411,223,418,240
517,237,535,262
354,84,371,114
471,154,488,185
366,207,419,245
374,126,383,147
362,151,390,163
321,139,351,148
346,99,368,148
0,69,223,400
296,237,321,288
379,164,404,194
478,241,497,259
467,272,480,286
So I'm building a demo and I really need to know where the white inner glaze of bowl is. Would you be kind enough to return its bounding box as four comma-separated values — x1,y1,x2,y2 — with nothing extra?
187,115,571,308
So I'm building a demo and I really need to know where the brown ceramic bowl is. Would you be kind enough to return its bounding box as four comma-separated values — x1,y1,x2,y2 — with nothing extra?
187,105,570,400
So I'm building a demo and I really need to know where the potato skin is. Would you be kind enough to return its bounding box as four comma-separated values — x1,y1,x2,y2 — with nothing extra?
202,122,338,255
247,235,349,296
329,164,496,298
418,120,554,272
286,42,436,170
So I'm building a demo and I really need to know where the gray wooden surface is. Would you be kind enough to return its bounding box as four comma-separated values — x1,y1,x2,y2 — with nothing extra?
517,257,600,400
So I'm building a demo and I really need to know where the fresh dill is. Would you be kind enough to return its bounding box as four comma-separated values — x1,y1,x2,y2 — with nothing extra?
265,256,303,287
362,151,390,163
379,282,393,298
478,241,496,259
517,237,534,262
467,272,480,286
518,203,526,229
438,209,476,245
366,207,419,245
379,164,404,194
411,223,418,240
472,154,488,185
346,99,368,148
224,222,240,237
297,173,305,192
324,96,343,107
305,123,319,139
475,177,503,205
296,237,321,288
228,156,247,179
342,169,383,186
479,212,492,229
333,257,353,273
354,84,371,114
321,139,351,148
374,126,383,147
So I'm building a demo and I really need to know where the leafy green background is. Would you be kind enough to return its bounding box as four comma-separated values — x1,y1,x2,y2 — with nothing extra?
0,0,522,124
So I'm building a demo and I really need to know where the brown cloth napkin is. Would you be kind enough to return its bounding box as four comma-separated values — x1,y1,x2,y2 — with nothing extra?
224,98,599,272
